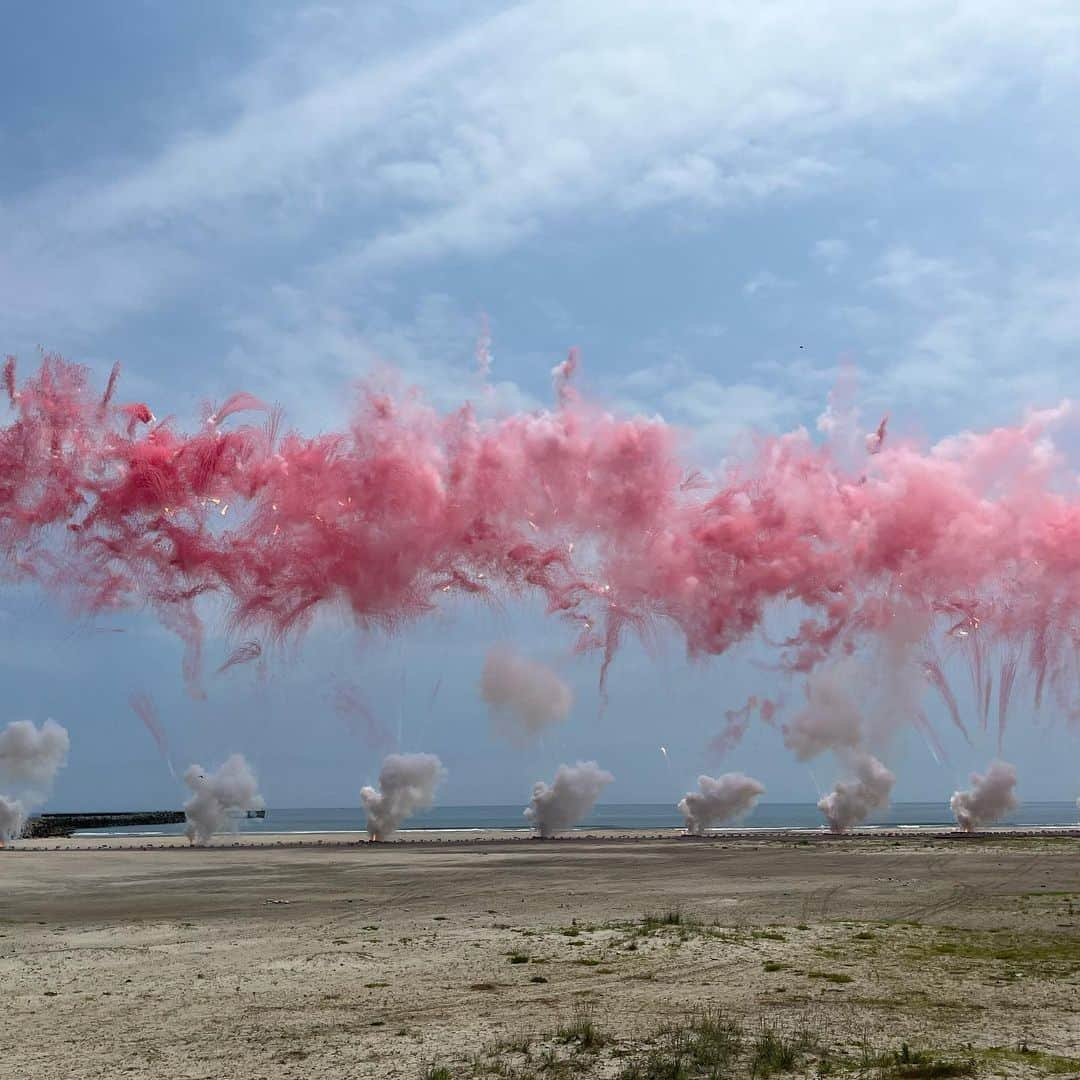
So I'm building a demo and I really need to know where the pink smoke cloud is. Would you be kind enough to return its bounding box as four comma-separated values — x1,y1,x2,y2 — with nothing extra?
0,353,1076,751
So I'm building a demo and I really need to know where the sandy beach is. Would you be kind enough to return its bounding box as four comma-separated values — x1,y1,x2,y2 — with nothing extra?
2,832,1079,1079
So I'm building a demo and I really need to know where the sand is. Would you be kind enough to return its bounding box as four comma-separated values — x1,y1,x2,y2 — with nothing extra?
2,833,1079,1078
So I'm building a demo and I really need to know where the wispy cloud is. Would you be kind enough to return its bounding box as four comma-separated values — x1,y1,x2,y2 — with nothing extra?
812,238,850,275
743,271,793,297
222,288,538,433
4,0,1078,340
605,355,803,461
838,237,1080,422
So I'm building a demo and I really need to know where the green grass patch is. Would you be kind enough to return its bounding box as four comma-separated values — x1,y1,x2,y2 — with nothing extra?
807,970,854,984
864,1044,977,1079
916,928,1080,977
984,1046,1080,1075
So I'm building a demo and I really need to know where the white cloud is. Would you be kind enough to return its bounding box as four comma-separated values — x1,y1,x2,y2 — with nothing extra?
4,0,1079,337
665,378,797,431
743,271,793,297
813,238,850,274
840,239,1080,418
0,234,192,346
606,358,802,460
222,288,538,433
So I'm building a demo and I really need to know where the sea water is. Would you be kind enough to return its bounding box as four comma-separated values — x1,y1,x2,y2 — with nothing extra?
72,801,1080,837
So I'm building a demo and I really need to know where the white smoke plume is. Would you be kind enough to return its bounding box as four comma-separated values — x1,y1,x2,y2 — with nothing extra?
0,719,70,787
818,752,895,833
525,760,613,837
183,753,263,846
781,614,927,836
0,795,25,845
782,660,863,761
480,645,573,743
679,772,765,834
784,606,932,764
950,760,1019,832
0,718,70,844
360,752,446,840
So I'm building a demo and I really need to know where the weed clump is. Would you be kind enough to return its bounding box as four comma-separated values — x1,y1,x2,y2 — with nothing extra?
863,1044,977,1079
555,1008,607,1050
641,907,690,930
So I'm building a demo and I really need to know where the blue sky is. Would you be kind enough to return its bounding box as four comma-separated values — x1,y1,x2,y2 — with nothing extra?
2,2,1079,811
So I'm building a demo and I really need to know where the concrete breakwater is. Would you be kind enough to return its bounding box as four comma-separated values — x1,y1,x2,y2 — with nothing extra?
24,811,186,838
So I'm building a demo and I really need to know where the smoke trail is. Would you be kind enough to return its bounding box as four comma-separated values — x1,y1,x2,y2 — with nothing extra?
333,681,393,747
921,657,967,742
216,640,262,675
0,718,70,844
128,693,176,779
997,652,1019,747
475,315,493,380
183,753,263,846
866,415,889,455
480,645,573,744
0,794,25,845
678,772,765,834
817,752,895,833
360,752,445,840
709,697,761,756
525,760,613,837
950,760,1019,831
0,355,1077,747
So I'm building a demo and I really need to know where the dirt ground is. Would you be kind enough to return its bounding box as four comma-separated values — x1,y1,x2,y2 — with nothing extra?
2,833,1079,1079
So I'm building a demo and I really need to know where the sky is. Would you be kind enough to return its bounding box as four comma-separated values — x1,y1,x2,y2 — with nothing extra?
2,1,1079,811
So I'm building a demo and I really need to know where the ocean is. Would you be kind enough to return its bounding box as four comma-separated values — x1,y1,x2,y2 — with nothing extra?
73,801,1080,837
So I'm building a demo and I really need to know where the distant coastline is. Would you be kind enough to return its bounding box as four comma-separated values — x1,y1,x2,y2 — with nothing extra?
39,800,1080,838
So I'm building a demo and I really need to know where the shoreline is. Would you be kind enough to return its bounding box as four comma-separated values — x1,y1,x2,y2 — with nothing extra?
7,823,1080,851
